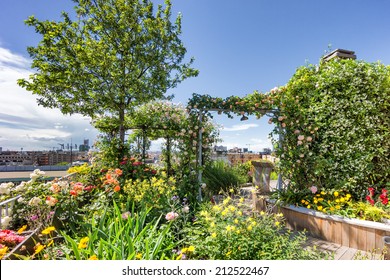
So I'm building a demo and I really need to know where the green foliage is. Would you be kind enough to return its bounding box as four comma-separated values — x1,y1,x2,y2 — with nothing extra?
181,196,326,260
202,161,247,197
61,203,176,260
270,59,390,199
18,0,198,157
350,202,390,222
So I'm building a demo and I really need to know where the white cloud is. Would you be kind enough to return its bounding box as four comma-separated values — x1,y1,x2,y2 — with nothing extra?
223,123,258,132
0,47,99,151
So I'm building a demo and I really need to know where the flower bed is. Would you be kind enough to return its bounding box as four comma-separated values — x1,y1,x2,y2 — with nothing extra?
254,195,390,252
1,228,40,260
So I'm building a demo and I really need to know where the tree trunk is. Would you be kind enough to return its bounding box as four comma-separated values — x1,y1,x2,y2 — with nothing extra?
118,107,126,161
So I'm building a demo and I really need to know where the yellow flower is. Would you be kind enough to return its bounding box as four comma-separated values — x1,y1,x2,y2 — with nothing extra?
340,197,345,203
212,205,221,212
237,211,243,216
211,232,217,238
78,237,89,249
41,226,56,235
301,199,306,204
314,200,318,204
236,230,241,234
307,205,311,209
221,210,228,216
335,205,341,210
321,191,326,195
135,253,142,260
318,198,324,202
17,225,28,234
0,246,9,258
239,197,245,203
330,206,335,211
47,240,54,247
187,246,195,253
276,213,283,217
225,251,232,257
275,221,280,226
229,188,234,193
34,243,45,255
234,219,239,224
334,191,339,197
210,222,215,228
228,205,236,212
88,255,98,260
251,221,257,226
335,199,340,203
247,225,253,231
226,225,232,232
260,211,265,216
317,206,323,211
181,247,188,254
200,210,208,216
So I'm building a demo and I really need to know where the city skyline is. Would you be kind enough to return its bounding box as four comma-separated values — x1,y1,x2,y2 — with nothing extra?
1,0,390,152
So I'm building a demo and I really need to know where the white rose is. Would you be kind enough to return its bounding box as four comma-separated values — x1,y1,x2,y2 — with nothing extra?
1,216,12,229
28,197,42,206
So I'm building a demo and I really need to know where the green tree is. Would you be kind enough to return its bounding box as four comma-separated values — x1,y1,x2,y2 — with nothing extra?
18,0,198,158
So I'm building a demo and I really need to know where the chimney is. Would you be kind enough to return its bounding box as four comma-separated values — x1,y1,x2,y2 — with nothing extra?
322,49,356,62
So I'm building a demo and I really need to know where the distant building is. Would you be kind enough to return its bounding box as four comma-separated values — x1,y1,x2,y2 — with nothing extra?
214,145,227,155
79,139,90,152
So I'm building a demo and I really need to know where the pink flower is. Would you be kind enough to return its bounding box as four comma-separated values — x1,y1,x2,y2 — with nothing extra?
298,135,305,141
165,211,179,221
45,196,58,207
310,186,318,194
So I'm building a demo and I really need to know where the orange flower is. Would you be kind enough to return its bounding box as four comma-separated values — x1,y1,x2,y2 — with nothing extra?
106,173,113,181
114,185,121,192
115,168,123,176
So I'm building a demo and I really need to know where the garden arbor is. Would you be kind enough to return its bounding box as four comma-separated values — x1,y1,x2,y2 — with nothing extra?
187,92,284,198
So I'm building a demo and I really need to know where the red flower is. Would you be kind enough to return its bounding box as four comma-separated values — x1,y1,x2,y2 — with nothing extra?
365,195,375,206
70,190,78,196
120,161,127,165
113,185,120,192
84,185,96,192
132,161,142,166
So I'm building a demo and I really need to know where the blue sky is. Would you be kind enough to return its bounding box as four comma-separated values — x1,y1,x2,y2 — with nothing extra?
1,0,389,152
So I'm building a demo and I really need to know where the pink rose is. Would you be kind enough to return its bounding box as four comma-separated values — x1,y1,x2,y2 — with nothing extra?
165,211,179,221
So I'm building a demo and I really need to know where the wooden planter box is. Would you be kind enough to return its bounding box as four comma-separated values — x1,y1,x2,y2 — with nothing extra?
254,196,390,252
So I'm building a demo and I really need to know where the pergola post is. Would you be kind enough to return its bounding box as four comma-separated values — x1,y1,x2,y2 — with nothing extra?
277,124,283,190
197,111,203,202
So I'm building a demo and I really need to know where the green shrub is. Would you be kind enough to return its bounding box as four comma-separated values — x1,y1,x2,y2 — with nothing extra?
271,58,390,199
181,195,327,260
202,161,246,197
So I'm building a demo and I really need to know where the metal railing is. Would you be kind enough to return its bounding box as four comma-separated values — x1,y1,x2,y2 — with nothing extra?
0,195,21,228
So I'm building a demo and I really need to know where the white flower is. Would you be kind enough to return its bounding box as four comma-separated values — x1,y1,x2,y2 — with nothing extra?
0,183,10,195
17,197,25,203
1,216,12,229
15,182,27,192
201,183,207,189
182,206,190,213
297,135,305,141
28,197,42,206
